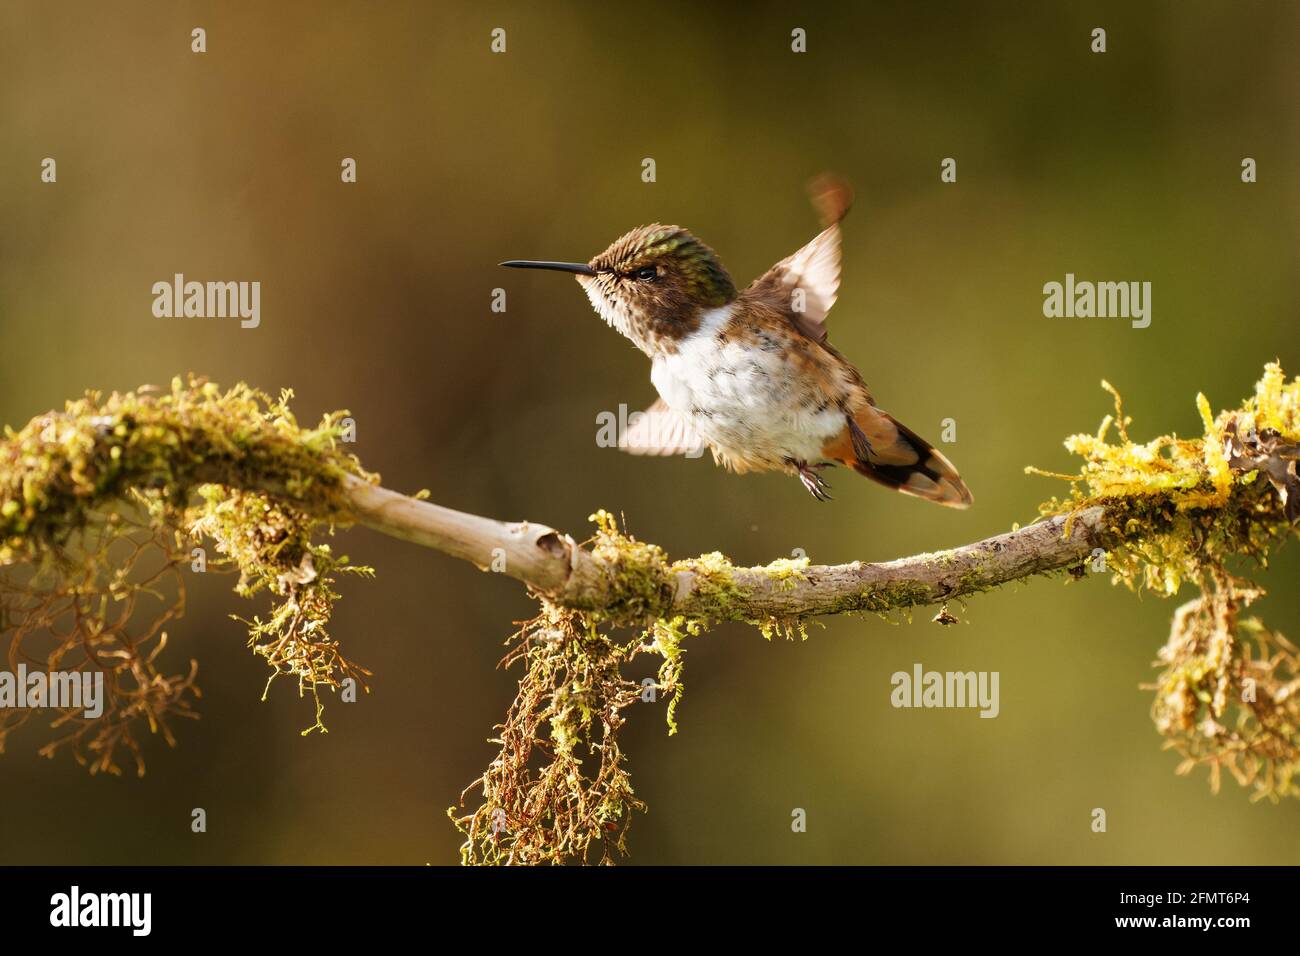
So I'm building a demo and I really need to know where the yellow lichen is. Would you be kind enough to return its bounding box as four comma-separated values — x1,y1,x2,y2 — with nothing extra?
0,376,375,773
1033,363,1300,799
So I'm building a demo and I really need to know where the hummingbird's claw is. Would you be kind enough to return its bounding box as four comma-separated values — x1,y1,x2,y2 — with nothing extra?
793,461,833,501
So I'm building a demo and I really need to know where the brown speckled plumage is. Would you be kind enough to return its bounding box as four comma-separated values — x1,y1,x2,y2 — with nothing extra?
509,176,973,507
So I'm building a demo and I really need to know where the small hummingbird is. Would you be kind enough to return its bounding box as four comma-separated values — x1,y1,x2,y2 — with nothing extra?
502,176,973,507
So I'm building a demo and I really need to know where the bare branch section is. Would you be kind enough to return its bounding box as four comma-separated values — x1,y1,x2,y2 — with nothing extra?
341,475,1113,620
698,506,1113,618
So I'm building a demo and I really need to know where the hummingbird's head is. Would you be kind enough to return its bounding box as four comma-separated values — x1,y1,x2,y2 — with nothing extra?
502,224,736,354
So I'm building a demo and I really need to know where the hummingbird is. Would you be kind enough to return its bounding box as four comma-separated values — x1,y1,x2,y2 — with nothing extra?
502,177,972,507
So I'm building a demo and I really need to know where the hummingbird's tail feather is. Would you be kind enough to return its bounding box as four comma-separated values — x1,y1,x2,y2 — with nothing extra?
825,408,973,508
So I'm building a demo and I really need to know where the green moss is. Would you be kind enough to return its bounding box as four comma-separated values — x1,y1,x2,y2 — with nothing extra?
449,599,648,865
0,376,376,772
670,550,742,619
649,614,703,734
1031,363,1300,800
584,509,676,622
858,579,935,613
0,377,372,561
954,560,997,597
752,555,811,588
1030,364,1298,598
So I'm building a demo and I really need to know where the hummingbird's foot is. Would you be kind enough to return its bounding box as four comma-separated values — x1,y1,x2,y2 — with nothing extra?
790,459,833,501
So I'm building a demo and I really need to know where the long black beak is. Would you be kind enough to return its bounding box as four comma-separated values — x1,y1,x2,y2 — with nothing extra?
500,259,597,277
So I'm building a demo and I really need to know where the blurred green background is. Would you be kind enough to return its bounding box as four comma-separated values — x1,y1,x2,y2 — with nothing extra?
1,1,1297,865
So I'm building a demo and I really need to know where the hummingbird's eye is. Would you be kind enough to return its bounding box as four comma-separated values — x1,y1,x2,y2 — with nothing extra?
635,266,658,281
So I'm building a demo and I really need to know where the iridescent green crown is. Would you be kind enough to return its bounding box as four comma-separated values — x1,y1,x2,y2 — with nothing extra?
594,224,737,306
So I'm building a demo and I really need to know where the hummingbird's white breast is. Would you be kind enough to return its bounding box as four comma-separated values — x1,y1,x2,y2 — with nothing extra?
649,304,847,472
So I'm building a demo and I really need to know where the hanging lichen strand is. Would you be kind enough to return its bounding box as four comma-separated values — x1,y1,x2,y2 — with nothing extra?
1030,361,1300,800
446,598,650,866
447,511,715,866
0,377,376,774
0,365,1298,861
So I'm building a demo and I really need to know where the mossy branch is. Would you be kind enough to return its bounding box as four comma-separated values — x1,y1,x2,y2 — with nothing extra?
3,364,1299,864
345,475,1120,620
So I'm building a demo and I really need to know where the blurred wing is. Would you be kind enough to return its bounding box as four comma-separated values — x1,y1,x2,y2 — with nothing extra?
743,174,853,344
618,398,705,457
